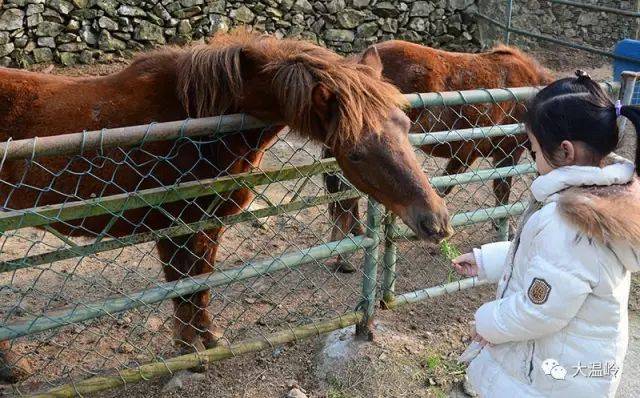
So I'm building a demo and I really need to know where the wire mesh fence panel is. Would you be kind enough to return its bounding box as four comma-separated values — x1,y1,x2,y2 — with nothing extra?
0,124,375,396
0,81,628,396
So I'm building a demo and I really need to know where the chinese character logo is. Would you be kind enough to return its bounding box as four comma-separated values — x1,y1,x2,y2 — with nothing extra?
572,361,620,379
542,358,567,380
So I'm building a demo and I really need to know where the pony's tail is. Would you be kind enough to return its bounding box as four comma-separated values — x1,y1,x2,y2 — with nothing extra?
620,105,640,174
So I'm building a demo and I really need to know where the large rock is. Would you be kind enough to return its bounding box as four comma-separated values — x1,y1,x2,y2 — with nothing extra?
32,47,53,63
324,29,354,42
408,17,427,32
172,6,201,18
180,0,203,7
26,4,44,16
70,8,103,20
0,43,14,57
72,0,89,8
577,12,598,27
380,18,398,33
373,2,399,18
98,30,126,50
292,0,313,13
206,0,225,14
96,0,118,16
79,26,98,45
356,21,378,37
153,4,172,21
98,16,119,30
58,42,87,52
0,32,8,45
79,50,95,64
410,1,435,17
325,0,345,14
230,5,254,23
337,9,365,29
42,9,64,24
37,36,56,47
352,0,370,9
48,0,75,14
59,52,78,66
0,9,25,31
398,30,421,42
134,20,165,43
35,21,64,37
26,14,42,28
177,19,192,35
118,5,147,17
56,33,78,43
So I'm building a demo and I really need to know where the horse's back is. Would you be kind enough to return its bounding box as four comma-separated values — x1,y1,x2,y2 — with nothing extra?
374,40,552,93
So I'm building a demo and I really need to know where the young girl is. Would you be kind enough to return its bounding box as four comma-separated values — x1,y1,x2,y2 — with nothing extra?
452,71,640,397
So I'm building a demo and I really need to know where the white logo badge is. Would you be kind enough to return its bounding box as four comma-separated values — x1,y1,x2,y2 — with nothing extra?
542,358,566,380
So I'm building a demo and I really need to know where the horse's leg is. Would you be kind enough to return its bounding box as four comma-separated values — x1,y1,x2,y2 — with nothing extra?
158,230,224,354
492,145,525,237
322,147,362,273
0,340,32,383
436,148,478,197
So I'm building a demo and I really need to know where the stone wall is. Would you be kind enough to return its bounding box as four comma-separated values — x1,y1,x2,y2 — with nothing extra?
0,0,479,67
477,0,640,51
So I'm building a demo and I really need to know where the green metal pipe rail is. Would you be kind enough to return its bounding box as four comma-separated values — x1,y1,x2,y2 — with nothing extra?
0,81,627,396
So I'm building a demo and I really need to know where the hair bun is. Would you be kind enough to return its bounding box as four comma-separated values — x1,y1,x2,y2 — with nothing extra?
575,69,592,80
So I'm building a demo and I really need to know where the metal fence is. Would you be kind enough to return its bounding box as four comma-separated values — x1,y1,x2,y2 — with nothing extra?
0,77,633,397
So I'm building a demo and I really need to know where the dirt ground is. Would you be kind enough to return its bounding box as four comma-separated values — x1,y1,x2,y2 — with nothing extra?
1,47,638,398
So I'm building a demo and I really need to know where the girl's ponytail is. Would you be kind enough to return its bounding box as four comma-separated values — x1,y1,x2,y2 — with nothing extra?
620,105,640,174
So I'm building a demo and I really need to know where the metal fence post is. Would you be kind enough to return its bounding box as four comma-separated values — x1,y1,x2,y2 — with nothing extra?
496,216,510,241
355,198,382,340
381,213,397,308
618,71,640,138
504,0,514,45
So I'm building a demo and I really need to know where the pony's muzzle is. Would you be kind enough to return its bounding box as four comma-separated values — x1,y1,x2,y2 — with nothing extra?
415,211,452,243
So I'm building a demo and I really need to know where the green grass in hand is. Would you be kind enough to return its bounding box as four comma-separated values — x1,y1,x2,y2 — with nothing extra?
439,239,461,262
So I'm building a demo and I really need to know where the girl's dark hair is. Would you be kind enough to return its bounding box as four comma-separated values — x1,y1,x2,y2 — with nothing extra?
524,70,640,173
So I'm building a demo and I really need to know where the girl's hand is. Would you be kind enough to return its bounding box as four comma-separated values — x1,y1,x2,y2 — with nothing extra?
470,322,493,348
452,252,479,277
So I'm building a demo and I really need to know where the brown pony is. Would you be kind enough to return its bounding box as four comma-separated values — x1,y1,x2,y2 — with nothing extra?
0,31,451,382
323,40,554,272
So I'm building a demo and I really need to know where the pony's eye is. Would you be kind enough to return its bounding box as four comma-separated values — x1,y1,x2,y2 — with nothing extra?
348,151,364,162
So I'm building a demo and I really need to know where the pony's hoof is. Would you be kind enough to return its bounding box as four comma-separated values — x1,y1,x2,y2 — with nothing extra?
351,225,365,236
175,340,208,373
202,327,225,349
0,351,32,384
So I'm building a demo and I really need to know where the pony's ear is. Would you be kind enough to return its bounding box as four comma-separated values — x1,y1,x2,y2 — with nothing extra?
358,46,383,78
311,83,337,120
237,47,264,77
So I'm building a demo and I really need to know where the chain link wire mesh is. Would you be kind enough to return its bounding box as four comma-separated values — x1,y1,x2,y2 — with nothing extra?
0,123,373,395
0,81,626,396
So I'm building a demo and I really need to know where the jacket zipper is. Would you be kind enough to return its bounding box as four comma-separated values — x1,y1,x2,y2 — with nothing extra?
527,341,536,383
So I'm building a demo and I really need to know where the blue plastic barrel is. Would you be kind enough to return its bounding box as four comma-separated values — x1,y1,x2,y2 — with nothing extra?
613,39,640,105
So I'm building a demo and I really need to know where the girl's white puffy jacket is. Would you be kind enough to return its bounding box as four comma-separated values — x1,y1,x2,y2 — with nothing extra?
467,158,640,398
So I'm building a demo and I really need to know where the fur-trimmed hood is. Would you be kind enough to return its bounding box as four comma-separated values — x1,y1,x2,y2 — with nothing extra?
531,155,640,272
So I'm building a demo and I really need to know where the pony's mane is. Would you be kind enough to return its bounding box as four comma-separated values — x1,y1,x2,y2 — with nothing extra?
169,29,404,145
489,44,554,84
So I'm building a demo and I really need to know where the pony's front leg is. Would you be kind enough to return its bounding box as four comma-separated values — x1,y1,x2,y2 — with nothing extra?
158,230,224,354
0,340,32,383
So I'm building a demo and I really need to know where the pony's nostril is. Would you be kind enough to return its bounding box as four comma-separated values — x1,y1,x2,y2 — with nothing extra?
419,216,438,236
